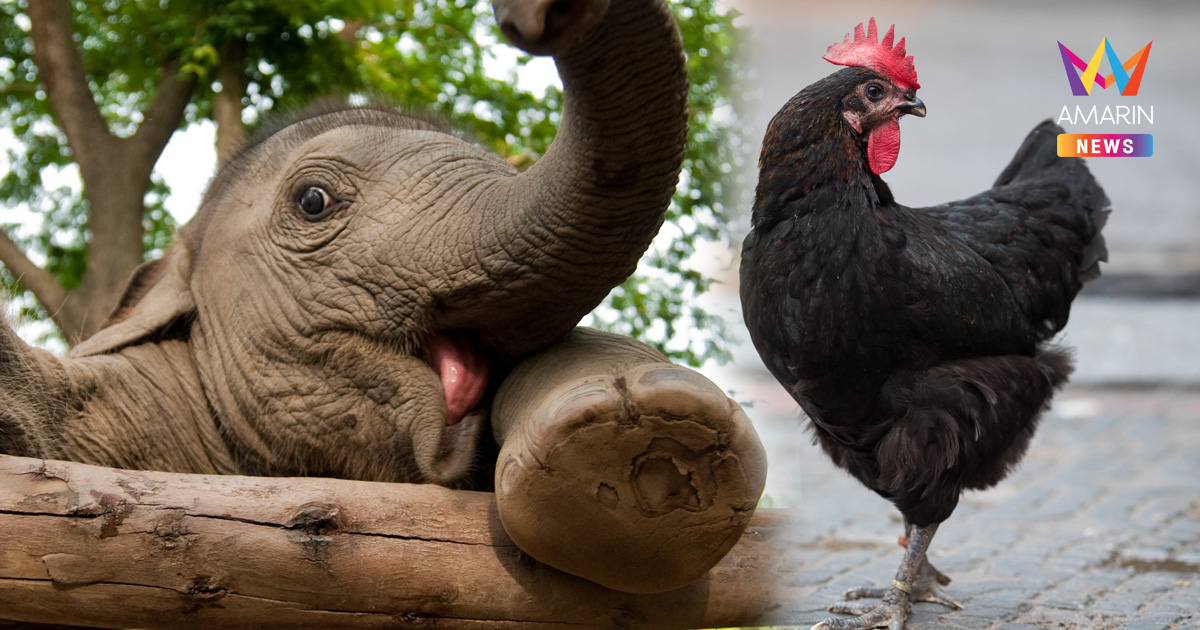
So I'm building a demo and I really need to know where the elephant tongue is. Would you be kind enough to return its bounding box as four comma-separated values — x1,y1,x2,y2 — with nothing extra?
424,331,490,426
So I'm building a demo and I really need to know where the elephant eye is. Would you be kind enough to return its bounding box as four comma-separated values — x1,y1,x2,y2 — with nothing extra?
297,186,338,219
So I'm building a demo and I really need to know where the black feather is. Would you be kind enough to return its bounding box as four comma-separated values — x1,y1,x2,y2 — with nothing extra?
740,69,1109,528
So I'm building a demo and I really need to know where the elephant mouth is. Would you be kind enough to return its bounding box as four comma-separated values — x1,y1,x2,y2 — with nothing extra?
422,330,492,426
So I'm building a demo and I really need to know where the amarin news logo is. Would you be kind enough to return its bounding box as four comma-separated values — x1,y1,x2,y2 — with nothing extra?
1055,37,1154,157
1057,38,1152,96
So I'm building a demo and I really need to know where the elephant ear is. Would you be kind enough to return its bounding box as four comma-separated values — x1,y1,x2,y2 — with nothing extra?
70,242,196,358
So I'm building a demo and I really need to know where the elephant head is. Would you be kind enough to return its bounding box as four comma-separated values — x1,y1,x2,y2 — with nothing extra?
24,0,689,486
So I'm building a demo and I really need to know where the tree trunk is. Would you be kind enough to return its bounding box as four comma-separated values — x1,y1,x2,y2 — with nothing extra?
61,163,153,343
214,41,247,167
0,454,798,629
15,0,195,345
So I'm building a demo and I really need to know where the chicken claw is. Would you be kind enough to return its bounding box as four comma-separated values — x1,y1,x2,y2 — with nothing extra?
812,586,911,629
843,558,962,610
812,524,956,630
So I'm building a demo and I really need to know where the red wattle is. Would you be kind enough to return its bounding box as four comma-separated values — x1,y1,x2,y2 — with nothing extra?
424,331,489,426
867,117,902,175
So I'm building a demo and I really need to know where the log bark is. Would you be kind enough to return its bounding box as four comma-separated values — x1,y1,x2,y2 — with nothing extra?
0,454,798,629
491,329,768,594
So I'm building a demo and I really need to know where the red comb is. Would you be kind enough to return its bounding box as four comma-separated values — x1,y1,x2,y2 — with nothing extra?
823,17,920,92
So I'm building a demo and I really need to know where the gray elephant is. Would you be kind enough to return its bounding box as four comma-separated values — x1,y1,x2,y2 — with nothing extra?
0,0,766,594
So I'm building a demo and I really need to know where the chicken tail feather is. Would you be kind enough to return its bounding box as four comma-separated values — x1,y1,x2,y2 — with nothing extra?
994,120,1110,284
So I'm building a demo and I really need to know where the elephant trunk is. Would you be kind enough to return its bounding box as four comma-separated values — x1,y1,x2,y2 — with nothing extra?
442,0,687,356
0,320,71,459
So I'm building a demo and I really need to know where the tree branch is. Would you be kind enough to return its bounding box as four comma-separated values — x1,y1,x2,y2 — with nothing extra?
0,454,799,629
337,19,366,45
0,229,67,323
213,40,247,167
129,59,196,180
0,83,38,98
26,0,116,177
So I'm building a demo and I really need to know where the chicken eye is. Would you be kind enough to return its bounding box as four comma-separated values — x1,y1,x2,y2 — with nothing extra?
297,186,336,219
865,83,884,101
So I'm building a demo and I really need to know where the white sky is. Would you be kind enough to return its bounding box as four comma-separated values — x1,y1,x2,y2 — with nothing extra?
156,122,216,224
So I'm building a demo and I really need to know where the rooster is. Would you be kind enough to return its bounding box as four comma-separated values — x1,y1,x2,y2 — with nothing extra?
739,19,1109,630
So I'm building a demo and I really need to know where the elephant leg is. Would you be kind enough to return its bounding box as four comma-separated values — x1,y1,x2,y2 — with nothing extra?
490,328,767,594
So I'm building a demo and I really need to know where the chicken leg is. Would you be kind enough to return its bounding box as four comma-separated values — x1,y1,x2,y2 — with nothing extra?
842,520,963,610
812,522,960,630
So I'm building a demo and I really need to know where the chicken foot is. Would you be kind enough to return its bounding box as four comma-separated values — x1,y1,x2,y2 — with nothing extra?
842,521,963,610
812,523,956,630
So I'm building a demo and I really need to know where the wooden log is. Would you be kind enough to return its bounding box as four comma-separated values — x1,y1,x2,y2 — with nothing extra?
491,329,769,594
0,454,798,629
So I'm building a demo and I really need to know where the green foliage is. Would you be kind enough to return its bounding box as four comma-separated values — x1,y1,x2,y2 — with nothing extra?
1,0,181,333
352,1,561,162
587,0,745,366
0,0,744,366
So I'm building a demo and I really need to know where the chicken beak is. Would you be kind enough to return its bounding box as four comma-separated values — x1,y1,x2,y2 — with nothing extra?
898,96,927,118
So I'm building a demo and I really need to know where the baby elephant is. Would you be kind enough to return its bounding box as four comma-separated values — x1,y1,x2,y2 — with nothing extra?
0,0,765,594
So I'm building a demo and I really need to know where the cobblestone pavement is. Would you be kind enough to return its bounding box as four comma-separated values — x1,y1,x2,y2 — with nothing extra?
749,387,1200,629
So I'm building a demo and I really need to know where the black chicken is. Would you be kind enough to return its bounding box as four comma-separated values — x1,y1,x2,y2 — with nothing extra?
739,19,1109,630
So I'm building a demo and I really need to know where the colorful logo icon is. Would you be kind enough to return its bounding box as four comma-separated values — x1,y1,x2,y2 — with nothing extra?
1057,38,1152,96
